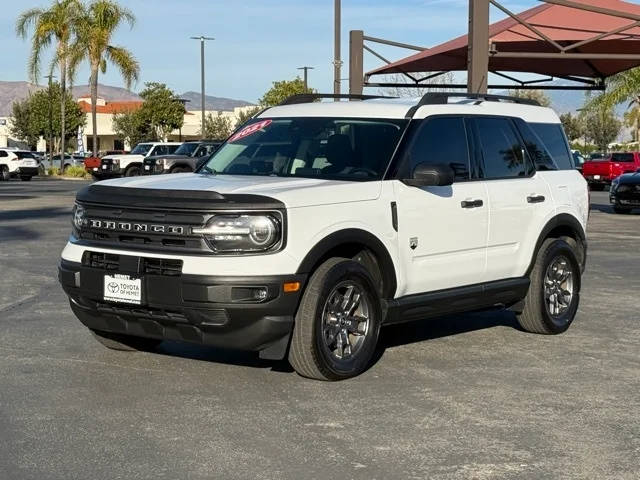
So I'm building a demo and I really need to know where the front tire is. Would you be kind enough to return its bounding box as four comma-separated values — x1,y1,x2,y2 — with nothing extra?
517,238,581,334
613,205,632,214
288,258,382,381
124,165,142,177
90,329,162,351
170,166,192,174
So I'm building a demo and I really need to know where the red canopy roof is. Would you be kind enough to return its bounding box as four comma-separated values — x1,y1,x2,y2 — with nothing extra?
367,0,640,79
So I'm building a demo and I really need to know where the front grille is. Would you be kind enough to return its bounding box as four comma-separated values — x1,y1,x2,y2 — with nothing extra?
79,204,212,254
82,251,184,276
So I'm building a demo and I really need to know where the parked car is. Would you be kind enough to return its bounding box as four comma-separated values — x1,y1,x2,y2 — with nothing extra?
0,149,39,181
84,150,129,176
143,141,221,175
582,152,640,190
610,169,640,214
59,92,588,380
572,150,586,173
97,142,181,178
41,153,86,172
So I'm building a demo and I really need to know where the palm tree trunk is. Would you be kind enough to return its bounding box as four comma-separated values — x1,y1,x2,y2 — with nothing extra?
90,63,99,156
59,57,67,169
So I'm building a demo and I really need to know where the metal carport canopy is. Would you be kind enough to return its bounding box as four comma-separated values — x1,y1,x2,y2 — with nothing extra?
366,0,640,82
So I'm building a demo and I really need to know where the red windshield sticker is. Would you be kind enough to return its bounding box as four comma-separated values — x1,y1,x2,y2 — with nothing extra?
229,119,272,143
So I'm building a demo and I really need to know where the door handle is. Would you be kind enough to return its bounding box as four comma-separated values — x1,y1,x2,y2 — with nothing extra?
527,195,546,204
461,199,484,209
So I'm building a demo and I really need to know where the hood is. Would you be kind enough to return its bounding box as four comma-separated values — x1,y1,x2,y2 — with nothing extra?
617,170,640,184
103,154,140,161
95,173,382,208
145,154,191,162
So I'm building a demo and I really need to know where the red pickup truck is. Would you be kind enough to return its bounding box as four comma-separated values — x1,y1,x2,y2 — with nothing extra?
582,152,640,190
84,150,128,176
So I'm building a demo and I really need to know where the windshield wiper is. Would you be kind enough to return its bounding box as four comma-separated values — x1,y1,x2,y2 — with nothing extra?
201,165,217,175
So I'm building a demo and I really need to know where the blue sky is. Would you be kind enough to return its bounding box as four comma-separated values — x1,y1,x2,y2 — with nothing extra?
0,0,539,102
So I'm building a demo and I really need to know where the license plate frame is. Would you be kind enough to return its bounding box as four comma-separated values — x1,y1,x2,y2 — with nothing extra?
103,273,143,305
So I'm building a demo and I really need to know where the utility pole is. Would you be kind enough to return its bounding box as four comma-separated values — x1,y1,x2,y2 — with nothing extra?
44,74,55,167
190,35,214,139
334,0,342,99
297,66,314,90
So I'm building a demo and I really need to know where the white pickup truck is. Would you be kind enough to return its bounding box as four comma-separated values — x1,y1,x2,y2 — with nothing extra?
97,142,181,178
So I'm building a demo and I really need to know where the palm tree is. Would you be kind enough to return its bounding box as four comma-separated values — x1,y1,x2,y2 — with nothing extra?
16,0,83,167
74,0,139,155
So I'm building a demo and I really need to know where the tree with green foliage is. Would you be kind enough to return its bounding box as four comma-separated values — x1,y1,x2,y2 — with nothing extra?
623,101,639,145
507,89,552,107
559,112,584,142
112,108,147,147
579,104,622,152
72,0,139,155
259,77,314,106
10,82,85,154
16,0,84,164
137,82,184,141
235,106,261,128
202,112,234,140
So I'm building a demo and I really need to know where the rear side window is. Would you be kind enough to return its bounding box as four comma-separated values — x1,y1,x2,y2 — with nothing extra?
401,116,471,181
0,150,7,157
530,123,573,170
611,153,634,162
514,120,556,171
472,117,532,179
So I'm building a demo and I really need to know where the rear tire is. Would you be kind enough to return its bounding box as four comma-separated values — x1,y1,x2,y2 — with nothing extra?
170,166,192,174
517,238,581,335
288,258,382,381
125,165,142,177
90,329,161,352
613,205,632,214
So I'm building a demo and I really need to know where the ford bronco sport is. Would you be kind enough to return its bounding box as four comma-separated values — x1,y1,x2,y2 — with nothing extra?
59,93,588,380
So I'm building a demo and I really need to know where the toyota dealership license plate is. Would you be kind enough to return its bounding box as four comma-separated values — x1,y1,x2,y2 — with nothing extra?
103,274,142,304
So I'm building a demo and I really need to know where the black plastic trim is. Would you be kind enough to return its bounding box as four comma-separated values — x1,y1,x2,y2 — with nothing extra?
76,183,286,211
528,213,587,274
296,228,397,298
385,277,530,325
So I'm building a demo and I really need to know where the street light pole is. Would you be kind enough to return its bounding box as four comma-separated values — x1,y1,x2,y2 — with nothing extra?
297,66,314,90
334,0,341,99
44,74,56,166
190,35,214,139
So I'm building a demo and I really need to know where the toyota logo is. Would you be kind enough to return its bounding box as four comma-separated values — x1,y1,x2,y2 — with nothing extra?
107,282,119,293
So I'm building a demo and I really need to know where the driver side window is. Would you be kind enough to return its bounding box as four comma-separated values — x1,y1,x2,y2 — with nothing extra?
402,117,471,181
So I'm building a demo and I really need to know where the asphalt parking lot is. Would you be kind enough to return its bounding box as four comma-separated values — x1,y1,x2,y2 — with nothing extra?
1,178,639,480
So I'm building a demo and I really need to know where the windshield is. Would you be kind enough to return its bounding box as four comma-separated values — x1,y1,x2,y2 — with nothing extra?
173,143,200,156
611,153,634,162
201,117,407,180
130,143,153,155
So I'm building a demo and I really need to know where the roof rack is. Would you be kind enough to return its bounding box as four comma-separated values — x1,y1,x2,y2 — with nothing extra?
279,93,397,105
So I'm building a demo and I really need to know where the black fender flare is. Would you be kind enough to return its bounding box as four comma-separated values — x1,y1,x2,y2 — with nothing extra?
528,213,587,274
296,228,398,298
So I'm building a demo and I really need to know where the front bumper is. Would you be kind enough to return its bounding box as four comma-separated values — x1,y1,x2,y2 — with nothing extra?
59,256,305,359
97,163,122,177
610,189,640,208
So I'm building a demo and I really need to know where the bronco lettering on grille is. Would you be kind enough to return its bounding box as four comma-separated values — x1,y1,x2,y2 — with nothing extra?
87,219,185,235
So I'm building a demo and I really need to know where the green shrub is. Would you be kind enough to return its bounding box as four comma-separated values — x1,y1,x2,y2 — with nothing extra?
63,165,89,178
47,167,60,176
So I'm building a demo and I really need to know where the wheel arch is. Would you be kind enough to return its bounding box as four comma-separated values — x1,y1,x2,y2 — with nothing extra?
169,162,193,172
296,228,398,299
528,213,587,274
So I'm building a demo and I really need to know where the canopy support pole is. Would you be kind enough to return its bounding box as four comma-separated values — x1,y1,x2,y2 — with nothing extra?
468,0,490,93
349,30,364,95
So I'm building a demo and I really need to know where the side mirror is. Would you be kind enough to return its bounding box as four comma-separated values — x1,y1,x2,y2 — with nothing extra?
403,163,454,187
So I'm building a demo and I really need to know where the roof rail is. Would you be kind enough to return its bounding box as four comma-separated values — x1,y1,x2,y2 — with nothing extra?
279,93,397,105
405,92,540,119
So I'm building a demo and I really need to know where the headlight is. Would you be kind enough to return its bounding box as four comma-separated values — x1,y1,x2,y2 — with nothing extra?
72,204,86,232
193,213,283,253
112,159,120,165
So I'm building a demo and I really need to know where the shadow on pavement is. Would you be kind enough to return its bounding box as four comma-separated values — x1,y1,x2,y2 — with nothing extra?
0,207,71,222
0,225,42,241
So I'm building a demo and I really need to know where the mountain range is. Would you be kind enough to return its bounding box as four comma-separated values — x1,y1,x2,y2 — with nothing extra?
0,81,254,116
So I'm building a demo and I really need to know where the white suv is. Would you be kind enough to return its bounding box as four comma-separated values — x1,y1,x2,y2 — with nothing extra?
59,93,588,380
0,149,39,181
98,142,181,178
